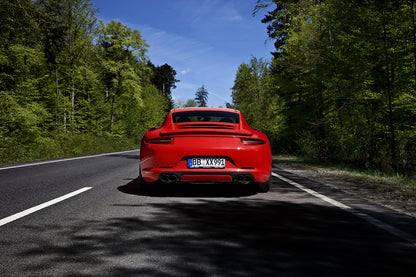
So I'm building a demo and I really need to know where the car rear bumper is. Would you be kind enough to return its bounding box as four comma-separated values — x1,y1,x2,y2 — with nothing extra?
142,168,270,184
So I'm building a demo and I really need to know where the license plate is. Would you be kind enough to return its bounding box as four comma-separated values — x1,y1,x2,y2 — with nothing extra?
187,158,226,169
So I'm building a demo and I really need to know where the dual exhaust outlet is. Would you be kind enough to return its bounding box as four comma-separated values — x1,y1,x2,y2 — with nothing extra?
159,173,253,185
233,174,253,185
160,174,179,184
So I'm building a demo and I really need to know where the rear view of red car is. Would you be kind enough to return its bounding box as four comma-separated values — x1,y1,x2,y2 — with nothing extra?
139,108,272,192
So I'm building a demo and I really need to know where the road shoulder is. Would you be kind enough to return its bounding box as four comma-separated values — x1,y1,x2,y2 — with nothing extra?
272,157,416,218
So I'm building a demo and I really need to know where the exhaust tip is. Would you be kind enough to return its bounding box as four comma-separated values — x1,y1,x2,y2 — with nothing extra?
168,175,178,182
234,174,253,185
160,174,178,184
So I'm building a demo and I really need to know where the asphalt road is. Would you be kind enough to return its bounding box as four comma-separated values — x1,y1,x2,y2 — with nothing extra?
0,150,415,276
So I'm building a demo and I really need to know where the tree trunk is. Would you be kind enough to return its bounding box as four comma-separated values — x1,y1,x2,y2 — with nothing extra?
71,74,75,130
382,15,397,169
411,0,416,84
110,95,115,133
55,65,60,131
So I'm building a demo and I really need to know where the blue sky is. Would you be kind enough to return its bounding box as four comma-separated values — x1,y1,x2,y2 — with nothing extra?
93,0,274,107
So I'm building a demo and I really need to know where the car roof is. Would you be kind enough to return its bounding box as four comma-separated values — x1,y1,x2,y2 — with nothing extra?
171,107,240,114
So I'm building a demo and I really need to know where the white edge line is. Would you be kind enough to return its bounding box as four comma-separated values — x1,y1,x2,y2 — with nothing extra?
0,149,139,171
272,172,416,247
0,187,93,227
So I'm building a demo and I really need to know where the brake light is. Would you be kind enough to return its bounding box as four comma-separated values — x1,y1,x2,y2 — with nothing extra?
241,138,266,145
145,137,173,144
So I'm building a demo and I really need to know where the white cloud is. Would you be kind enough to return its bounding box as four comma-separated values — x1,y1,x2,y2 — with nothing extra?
98,19,213,66
228,15,243,22
139,25,213,66
180,69,191,75
184,0,243,25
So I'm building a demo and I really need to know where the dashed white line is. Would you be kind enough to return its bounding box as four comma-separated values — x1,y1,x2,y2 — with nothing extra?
0,187,93,227
0,149,139,171
272,172,416,247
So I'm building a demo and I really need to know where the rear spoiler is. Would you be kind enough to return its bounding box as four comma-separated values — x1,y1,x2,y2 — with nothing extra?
159,129,252,136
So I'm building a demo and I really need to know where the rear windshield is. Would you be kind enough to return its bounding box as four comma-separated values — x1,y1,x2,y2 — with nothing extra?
172,111,240,124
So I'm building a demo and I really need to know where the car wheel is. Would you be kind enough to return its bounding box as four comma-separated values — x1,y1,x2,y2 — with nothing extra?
256,174,271,193
138,162,142,180
138,162,147,185
138,163,154,194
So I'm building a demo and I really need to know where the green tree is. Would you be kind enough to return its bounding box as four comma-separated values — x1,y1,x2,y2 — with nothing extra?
255,0,301,58
0,0,185,164
255,0,416,173
97,20,149,133
232,57,284,145
37,0,70,131
183,99,198,107
148,62,179,109
135,85,169,134
0,0,51,160
63,0,97,131
195,85,208,107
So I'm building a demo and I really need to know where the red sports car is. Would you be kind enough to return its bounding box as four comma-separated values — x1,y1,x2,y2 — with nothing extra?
139,107,272,192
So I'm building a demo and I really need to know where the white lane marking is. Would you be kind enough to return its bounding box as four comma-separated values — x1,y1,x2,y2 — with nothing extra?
272,172,416,247
273,172,351,210
0,149,139,171
0,187,92,227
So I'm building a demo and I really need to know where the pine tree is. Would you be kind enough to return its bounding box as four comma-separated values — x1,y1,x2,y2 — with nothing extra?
195,86,208,107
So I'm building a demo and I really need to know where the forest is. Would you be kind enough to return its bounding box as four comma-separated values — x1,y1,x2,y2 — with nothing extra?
2,0,416,176
0,0,178,164
232,0,416,175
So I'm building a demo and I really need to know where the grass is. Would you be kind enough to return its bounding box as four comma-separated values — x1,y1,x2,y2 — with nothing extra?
0,133,140,166
274,154,415,184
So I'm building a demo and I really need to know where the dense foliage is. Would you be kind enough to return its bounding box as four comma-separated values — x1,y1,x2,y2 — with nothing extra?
0,0,177,164
232,0,416,174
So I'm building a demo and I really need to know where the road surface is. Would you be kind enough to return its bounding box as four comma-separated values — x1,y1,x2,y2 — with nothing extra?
0,150,415,276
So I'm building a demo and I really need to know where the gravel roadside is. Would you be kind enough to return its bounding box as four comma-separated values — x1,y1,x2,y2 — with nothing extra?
273,156,416,218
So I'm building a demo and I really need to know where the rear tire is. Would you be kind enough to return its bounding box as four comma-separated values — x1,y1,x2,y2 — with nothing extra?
138,163,148,186
138,162,143,182
138,163,155,194
256,173,271,193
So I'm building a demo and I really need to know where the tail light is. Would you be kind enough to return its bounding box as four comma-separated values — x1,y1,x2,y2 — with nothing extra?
145,137,173,144
240,138,267,145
